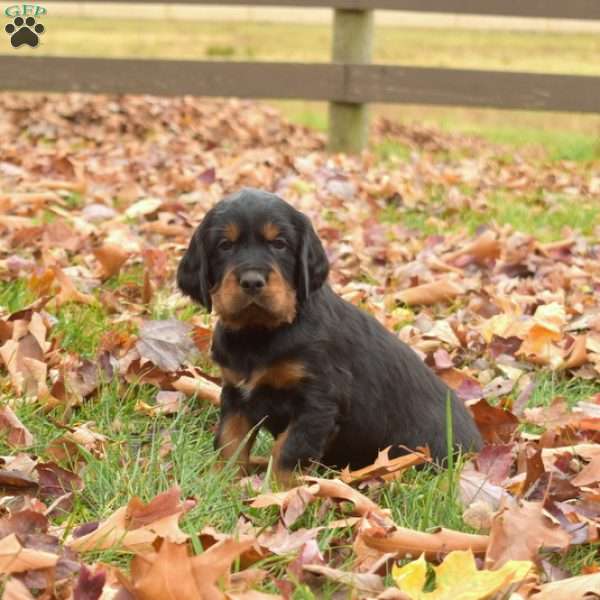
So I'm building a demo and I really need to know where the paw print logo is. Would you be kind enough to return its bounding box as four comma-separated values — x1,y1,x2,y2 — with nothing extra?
5,16,45,48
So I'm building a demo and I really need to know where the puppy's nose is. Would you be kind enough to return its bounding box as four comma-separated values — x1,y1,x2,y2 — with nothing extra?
239,270,266,295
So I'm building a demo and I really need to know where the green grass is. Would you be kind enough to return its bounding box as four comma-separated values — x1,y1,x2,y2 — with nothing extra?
2,264,599,586
380,190,600,241
275,101,600,163
0,278,36,313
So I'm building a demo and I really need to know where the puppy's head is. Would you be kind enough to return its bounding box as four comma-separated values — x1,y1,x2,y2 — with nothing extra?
177,188,329,330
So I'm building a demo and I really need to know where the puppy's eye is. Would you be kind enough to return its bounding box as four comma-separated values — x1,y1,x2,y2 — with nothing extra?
269,238,287,250
218,239,234,251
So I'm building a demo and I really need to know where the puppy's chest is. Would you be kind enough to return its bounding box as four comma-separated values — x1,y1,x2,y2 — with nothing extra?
218,357,308,401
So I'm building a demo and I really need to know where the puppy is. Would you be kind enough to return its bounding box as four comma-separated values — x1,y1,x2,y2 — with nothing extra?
178,188,482,483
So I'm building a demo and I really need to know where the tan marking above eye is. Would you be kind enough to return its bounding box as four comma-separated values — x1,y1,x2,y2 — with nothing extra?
224,222,240,242
262,222,280,241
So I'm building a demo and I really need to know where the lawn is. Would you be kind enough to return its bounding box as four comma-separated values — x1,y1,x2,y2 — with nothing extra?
0,29,599,597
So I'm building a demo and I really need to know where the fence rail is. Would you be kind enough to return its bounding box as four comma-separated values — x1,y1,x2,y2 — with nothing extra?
3,1,600,152
4,57,599,114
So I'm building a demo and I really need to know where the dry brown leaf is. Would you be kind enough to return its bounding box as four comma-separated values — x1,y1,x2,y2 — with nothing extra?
93,243,130,279
485,498,571,569
68,487,190,552
304,477,391,519
395,280,464,306
357,516,489,560
0,406,34,447
0,533,58,574
572,454,600,487
2,577,36,599
469,398,519,443
130,540,208,600
303,564,385,594
562,335,589,370
130,536,256,600
50,422,108,461
340,447,430,484
172,373,221,406
445,229,501,264
53,266,95,307
530,571,600,599
136,319,196,372
0,333,44,396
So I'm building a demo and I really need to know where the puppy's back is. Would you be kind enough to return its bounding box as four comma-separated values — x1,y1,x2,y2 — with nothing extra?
314,286,482,466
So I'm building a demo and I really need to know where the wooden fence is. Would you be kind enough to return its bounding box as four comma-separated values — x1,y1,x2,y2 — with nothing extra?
1,1,599,152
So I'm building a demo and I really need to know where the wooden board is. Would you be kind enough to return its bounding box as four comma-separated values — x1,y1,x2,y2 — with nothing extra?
1,56,599,114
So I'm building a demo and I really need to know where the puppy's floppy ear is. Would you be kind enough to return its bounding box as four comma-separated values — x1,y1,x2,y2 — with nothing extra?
296,213,329,303
177,215,213,312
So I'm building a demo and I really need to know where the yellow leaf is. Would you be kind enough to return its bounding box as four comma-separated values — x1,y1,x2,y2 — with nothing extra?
532,302,566,334
392,553,428,599
393,550,533,600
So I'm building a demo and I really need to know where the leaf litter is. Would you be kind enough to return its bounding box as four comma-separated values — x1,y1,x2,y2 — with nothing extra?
0,93,598,597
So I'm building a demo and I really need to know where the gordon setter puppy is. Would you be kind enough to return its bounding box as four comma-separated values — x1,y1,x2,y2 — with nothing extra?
178,188,482,483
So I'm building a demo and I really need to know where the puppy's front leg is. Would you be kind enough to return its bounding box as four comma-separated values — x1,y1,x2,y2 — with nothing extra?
272,400,339,487
214,388,257,475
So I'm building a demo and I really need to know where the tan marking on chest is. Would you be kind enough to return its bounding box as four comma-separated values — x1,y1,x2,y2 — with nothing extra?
220,359,306,394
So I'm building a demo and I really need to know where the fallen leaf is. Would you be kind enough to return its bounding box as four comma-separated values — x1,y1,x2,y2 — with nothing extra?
572,454,600,488
469,399,519,443
0,406,34,447
136,319,196,372
0,533,58,574
172,373,221,406
0,469,39,495
485,498,571,569
50,422,108,461
2,577,36,599
124,197,162,219
68,487,190,552
340,447,431,484
73,564,107,600
93,243,130,279
130,537,255,600
530,571,600,599
358,520,489,559
304,477,391,519
53,266,95,307
303,564,385,594
392,550,533,599
395,280,464,306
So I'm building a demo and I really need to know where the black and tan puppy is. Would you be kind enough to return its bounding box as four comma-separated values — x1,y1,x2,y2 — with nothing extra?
178,188,482,483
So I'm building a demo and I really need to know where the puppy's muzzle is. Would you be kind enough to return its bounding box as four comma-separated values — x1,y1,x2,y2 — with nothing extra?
239,270,267,297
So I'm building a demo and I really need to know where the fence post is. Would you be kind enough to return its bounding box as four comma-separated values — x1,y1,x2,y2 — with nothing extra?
328,8,373,154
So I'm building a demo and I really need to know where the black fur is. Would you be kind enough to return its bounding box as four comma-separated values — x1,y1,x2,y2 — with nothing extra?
178,188,482,473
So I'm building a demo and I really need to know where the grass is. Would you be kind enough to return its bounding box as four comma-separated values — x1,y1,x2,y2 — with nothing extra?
1,267,599,583
280,101,600,163
379,184,600,241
